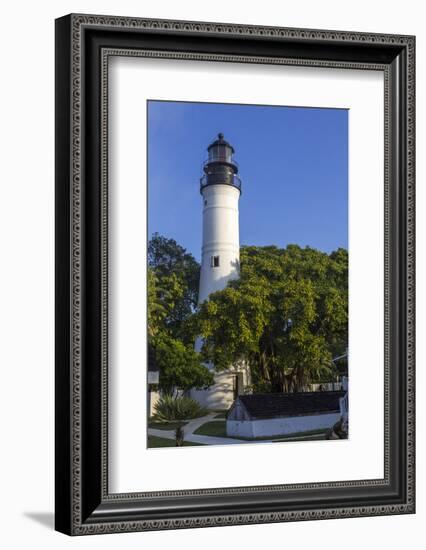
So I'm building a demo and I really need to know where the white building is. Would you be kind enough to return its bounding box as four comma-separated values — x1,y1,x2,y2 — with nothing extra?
226,391,344,439
191,134,250,410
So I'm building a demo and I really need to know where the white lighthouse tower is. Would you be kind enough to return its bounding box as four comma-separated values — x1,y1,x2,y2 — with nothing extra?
191,134,250,410
198,133,241,303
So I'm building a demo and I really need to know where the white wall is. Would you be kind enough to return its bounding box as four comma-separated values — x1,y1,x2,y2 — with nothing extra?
199,184,240,303
148,390,160,417
191,370,238,409
191,368,248,409
0,1,423,549
227,413,340,438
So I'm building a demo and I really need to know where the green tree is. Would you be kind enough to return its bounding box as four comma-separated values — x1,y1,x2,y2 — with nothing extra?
194,245,348,393
152,332,214,394
147,267,186,335
147,268,166,337
147,234,213,393
148,232,200,339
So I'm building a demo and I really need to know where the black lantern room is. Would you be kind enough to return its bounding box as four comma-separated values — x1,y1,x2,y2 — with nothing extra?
200,133,242,193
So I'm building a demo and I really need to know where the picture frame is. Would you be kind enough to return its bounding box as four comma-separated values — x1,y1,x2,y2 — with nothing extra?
55,13,415,535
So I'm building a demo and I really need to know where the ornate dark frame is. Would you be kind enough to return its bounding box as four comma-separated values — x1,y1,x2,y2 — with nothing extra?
55,13,415,536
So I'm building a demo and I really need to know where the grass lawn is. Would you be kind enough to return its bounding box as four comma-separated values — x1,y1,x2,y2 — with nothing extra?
193,421,227,437
147,435,204,448
247,428,329,441
194,421,328,442
270,430,328,442
148,420,188,431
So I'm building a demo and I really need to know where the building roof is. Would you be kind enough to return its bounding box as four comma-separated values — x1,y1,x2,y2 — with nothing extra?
207,132,235,153
237,391,344,419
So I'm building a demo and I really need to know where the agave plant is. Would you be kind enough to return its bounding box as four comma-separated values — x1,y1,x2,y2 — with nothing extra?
153,394,208,422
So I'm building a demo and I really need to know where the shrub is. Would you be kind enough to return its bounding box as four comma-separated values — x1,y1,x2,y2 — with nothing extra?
154,395,207,422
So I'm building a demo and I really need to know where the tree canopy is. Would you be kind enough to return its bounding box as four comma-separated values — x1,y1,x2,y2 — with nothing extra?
148,232,199,340
193,244,348,393
147,234,348,395
147,234,214,393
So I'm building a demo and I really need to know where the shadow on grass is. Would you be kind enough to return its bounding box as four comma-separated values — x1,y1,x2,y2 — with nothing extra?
194,420,328,442
148,435,204,448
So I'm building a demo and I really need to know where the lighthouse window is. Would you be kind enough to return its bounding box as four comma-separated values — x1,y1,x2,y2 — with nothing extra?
211,255,220,268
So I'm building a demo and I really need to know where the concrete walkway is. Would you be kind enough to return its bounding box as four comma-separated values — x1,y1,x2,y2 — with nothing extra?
148,413,263,445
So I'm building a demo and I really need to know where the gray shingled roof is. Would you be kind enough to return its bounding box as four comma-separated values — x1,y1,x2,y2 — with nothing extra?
237,391,344,419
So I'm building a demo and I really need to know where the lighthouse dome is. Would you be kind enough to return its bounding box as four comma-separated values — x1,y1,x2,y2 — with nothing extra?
200,133,241,194
207,132,235,154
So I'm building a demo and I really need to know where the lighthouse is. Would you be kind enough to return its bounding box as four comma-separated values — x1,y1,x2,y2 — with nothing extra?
191,134,250,410
198,133,241,303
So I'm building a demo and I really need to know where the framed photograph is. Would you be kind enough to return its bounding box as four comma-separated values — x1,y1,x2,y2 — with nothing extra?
55,14,415,535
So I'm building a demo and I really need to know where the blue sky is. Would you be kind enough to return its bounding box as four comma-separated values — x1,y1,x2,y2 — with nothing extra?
148,100,348,262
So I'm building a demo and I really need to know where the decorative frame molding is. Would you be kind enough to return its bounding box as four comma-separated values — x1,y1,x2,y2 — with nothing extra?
55,14,415,535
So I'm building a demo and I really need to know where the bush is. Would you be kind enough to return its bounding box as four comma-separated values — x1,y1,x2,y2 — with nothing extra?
152,333,214,393
154,395,207,422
